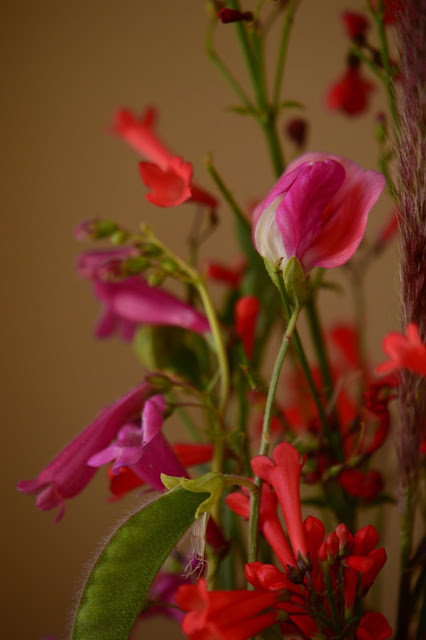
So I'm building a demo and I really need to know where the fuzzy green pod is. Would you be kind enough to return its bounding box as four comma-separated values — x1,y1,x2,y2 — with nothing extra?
71,487,209,640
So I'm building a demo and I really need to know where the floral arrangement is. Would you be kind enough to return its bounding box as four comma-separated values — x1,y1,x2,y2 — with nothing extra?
18,1,425,639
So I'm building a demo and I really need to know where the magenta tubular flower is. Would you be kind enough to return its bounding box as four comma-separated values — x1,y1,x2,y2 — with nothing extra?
17,382,153,520
88,395,187,492
110,107,217,209
251,442,307,560
91,277,210,340
253,153,385,273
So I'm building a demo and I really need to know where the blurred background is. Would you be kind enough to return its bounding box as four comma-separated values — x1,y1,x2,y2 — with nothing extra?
3,1,398,638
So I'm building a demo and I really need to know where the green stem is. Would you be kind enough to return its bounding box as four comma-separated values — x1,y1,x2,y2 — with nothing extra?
273,0,295,107
396,485,415,640
248,305,301,564
349,43,384,81
206,21,255,111
305,295,333,400
372,0,400,132
276,273,334,447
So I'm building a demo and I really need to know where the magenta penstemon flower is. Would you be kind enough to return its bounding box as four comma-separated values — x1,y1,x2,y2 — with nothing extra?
76,249,210,340
88,394,187,492
17,382,154,520
253,152,385,273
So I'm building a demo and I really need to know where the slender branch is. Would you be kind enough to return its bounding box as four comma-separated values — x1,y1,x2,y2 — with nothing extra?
273,0,296,107
248,304,301,563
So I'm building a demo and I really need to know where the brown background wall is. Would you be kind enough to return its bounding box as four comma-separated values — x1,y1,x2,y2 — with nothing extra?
3,2,398,638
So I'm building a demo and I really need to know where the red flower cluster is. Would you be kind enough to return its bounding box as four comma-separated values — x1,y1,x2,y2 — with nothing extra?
177,442,391,639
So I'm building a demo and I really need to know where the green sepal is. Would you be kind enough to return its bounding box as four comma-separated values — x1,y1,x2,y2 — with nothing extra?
282,256,309,307
161,471,226,519
71,487,209,640
161,472,257,519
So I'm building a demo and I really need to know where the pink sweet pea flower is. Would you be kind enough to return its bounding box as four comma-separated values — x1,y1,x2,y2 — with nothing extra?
253,152,385,273
111,107,217,209
17,382,154,521
88,395,187,492
376,323,426,377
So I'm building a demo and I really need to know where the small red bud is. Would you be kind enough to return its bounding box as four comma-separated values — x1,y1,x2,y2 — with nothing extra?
217,8,253,23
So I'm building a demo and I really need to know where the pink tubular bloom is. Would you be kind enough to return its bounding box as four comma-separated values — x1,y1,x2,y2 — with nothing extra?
17,382,153,520
92,278,210,339
111,107,217,209
251,442,307,560
376,323,426,377
77,250,210,340
88,395,188,492
253,152,385,273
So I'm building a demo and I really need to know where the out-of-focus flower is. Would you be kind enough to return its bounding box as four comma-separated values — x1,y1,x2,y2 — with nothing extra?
338,469,384,502
206,258,246,289
357,612,392,640
175,578,280,640
235,295,260,359
17,382,154,520
342,11,370,41
217,8,253,24
253,152,385,272
369,0,403,24
285,118,308,148
327,59,375,116
77,250,210,340
376,323,426,377
111,107,217,209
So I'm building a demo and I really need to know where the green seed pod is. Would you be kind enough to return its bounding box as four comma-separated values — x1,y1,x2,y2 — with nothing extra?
71,487,209,640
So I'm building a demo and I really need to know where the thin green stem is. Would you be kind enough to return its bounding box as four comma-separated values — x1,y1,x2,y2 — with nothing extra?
372,0,400,132
396,485,415,640
349,43,385,81
276,272,334,446
228,0,262,104
273,0,295,107
248,305,301,564
305,296,333,400
206,21,255,111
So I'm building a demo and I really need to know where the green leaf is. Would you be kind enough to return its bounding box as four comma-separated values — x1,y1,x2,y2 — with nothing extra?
71,487,209,640
277,100,304,111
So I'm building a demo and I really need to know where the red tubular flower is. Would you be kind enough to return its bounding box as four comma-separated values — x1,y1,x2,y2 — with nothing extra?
327,63,375,116
235,296,260,360
111,107,217,209
251,442,307,561
356,612,392,640
343,525,386,607
376,322,426,377
342,11,370,40
175,578,279,640
206,259,246,289
226,483,295,568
